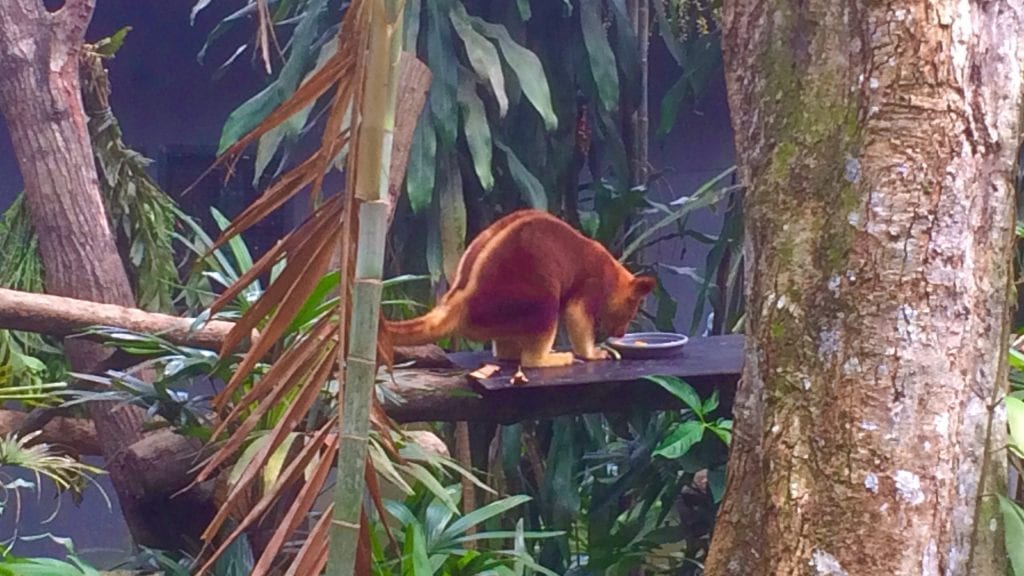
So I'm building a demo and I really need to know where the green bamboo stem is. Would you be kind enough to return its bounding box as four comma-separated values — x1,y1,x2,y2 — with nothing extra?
327,0,403,573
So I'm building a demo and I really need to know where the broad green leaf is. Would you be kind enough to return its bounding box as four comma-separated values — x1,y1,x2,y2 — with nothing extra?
651,0,685,65
437,495,532,546
424,489,458,546
579,0,619,113
407,110,437,214
1008,396,1024,456
427,0,459,149
402,523,433,576
1011,347,1024,370
707,467,727,503
999,494,1024,576
406,461,459,512
437,153,467,281
702,389,720,414
653,420,704,459
470,17,558,130
450,4,508,116
457,77,495,191
646,375,702,414
710,419,732,445
495,141,547,210
93,26,131,57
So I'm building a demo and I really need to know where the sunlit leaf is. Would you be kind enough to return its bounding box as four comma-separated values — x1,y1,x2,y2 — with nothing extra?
653,420,704,459
999,494,1024,576
450,3,508,116
645,375,702,415
470,17,557,130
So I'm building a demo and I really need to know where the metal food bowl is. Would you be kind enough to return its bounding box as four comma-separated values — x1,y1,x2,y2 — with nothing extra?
606,332,689,359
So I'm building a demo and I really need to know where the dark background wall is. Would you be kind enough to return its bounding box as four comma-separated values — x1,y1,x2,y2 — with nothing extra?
0,2,734,567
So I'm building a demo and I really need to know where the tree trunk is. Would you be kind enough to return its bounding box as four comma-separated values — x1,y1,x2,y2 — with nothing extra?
0,0,202,548
706,1,1024,575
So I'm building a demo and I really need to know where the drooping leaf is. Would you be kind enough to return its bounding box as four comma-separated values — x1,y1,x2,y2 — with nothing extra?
407,109,437,214
999,494,1024,576
458,76,495,191
403,0,422,51
217,0,330,153
579,0,619,113
426,0,459,149
496,141,547,210
607,0,640,108
653,420,704,459
645,375,702,415
437,153,467,281
470,17,558,130
658,74,690,138
1007,396,1024,456
450,3,508,116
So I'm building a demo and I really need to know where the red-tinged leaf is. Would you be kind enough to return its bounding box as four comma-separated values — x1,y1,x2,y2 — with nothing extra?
197,421,337,574
284,503,332,576
219,318,336,432
213,197,343,363
213,213,338,408
365,454,398,550
206,154,323,258
204,344,337,539
193,343,335,486
250,433,339,576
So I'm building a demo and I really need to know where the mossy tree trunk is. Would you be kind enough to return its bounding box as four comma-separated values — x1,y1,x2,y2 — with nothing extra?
705,1,1024,574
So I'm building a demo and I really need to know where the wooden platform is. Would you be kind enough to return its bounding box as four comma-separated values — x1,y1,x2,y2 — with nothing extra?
383,334,743,423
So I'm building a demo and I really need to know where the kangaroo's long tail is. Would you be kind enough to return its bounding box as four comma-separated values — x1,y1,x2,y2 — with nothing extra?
377,306,459,369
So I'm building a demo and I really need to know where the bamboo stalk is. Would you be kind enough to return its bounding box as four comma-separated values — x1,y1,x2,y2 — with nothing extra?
327,0,403,573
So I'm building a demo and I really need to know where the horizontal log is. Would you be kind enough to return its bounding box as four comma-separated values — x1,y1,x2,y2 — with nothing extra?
0,287,237,350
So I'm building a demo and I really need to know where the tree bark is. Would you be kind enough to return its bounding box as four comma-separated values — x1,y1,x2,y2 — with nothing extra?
0,0,200,548
705,2,1024,575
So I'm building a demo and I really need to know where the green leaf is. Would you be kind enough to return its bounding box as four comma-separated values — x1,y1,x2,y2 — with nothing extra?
402,523,434,576
437,153,467,281
646,375,702,415
517,0,532,20
1011,348,1024,370
710,419,732,446
216,0,330,153
457,77,495,191
427,0,459,149
470,17,558,130
255,37,338,182
707,467,727,503
1008,396,1024,456
495,141,548,210
407,110,437,214
406,462,459,513
404,0,423,52
93,26,132,57
450,4,508,116
653,420,704,459
702,389,720,414
437,495,532,547
579,0,619,113
999,494,1024,576
658,74,690,138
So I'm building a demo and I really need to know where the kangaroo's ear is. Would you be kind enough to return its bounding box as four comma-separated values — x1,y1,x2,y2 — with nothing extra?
632,276,656,298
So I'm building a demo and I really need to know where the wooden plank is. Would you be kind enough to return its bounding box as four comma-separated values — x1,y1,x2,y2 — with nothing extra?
450,334,743,390
383,335,743,424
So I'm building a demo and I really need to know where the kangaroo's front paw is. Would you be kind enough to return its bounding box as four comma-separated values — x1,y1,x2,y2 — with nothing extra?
580,348,612,361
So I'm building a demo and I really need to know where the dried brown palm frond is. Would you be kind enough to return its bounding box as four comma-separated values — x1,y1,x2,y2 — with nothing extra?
184,1,411,574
